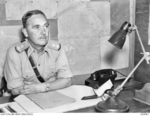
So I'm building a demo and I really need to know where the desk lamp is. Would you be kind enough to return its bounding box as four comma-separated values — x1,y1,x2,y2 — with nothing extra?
95,21,150,112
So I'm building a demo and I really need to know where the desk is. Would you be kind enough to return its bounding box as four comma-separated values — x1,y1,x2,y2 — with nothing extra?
0,81,150,113
68,89,150,113
69,79,150,113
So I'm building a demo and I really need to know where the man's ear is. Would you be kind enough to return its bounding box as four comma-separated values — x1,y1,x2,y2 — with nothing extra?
22,28,28,37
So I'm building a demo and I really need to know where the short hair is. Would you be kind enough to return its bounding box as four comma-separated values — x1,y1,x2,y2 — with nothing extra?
22,10,46,28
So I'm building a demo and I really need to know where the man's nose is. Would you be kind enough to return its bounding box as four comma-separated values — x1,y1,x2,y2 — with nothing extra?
40,27,46,34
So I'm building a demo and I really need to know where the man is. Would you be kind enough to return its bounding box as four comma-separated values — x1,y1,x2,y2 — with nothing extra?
4,10,73,95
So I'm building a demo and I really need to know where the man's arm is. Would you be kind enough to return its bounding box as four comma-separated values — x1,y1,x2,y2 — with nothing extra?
4,45,25,95
11,86,24,95
45,77,72,91
11,77,72,95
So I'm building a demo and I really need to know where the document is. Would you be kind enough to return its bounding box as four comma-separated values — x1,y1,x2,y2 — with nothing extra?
26,91,76,109
14,84,111,113
14,91,76,112
94,79,113,96
0,102,27,113
57,85,95,101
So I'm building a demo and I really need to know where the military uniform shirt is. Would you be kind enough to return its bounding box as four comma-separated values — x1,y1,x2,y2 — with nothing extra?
4,41,73,90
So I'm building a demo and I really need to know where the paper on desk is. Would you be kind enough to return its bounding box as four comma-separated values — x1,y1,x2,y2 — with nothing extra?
57,85,95,101
0,102,27,113
14,95,43,113
40,98,103,113
26,91,76,109
40,85,104,113
94,79,113,96
14,85,106,113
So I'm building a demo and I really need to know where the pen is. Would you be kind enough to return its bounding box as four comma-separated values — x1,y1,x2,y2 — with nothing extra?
81,94,98,100
6,105,17,113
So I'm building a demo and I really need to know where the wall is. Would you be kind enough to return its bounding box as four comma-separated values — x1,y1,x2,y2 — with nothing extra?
0,0,134,85
134,0,150,83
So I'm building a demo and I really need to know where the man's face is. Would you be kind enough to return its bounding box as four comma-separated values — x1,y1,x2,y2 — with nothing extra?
23,14,50,49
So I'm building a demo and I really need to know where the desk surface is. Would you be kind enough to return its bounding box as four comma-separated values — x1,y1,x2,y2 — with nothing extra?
68,89,150,113
69,80,150,113
0,80,150,113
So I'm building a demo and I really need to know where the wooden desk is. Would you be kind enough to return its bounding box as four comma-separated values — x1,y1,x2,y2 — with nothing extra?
68,80,150,113
0,80,150,113
68,89,150,113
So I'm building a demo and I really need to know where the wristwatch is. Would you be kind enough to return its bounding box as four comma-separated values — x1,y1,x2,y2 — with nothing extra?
45,83,50,91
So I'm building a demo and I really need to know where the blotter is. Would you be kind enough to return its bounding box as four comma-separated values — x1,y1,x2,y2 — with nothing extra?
134,83,150,106
26,91,76,109
14,91,76,112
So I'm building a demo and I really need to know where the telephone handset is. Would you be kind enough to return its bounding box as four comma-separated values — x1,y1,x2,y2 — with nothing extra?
85,69,117,89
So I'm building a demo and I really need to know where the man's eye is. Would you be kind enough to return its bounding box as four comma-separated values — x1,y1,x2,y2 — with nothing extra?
34,25,40,29
45,24,49,28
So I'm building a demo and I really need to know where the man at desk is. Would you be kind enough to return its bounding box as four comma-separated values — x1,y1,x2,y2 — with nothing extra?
4,10,73,95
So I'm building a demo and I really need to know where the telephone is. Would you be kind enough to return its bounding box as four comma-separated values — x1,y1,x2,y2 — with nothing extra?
85,69,117,89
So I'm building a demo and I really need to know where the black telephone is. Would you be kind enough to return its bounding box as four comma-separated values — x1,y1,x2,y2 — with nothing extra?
85,69,117,89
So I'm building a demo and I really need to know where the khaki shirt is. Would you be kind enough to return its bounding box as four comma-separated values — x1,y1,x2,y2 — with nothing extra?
4,40,73,90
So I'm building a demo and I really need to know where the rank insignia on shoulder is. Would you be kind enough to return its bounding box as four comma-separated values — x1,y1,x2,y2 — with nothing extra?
15,40,29,53
48,39,61,51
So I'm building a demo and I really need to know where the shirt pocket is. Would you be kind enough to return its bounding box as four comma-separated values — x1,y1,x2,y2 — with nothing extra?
23,71,40,84
23,66,37,80
44,65,57,79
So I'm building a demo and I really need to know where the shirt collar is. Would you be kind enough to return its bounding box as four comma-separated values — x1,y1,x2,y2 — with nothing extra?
26,39,48,57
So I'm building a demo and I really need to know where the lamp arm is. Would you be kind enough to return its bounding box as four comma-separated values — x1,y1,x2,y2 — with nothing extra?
133,25,146,54
134,26,150,64
120,25,147,88
112,49,146,96
120,55,145,87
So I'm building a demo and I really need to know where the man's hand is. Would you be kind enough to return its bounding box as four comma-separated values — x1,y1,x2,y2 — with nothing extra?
20,83,46,94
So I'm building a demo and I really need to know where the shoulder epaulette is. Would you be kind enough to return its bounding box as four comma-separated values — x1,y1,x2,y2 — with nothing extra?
47,39,61,51
15,40,29,53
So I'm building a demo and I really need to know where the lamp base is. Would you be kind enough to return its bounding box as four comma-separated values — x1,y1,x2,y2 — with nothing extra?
95,96,129,113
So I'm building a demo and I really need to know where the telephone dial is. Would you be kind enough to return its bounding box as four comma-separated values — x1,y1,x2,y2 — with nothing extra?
85,69,117,89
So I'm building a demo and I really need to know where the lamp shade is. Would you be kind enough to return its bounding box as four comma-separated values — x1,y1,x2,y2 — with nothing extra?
108,22,131,49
